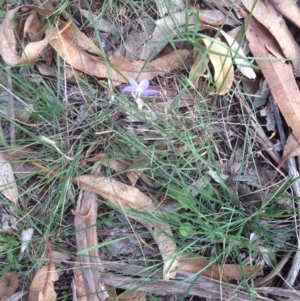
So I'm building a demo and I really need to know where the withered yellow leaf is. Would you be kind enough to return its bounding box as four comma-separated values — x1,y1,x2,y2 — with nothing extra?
189,48,209,88
201,38,233,95
190,38,233,95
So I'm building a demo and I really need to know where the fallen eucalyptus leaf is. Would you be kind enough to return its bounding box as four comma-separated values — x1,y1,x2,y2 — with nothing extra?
245,14,300,143
190,38,234,95
0,7,56,66
269,0,300,29
243,0,300,76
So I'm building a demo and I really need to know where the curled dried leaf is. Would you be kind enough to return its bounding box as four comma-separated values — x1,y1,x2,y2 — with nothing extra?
28,264,58,301
0,271,19,299
190,38,233,95
48,19,191,82
0,7,56,66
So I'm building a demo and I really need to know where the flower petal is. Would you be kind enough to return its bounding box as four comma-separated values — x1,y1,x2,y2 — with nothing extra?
143,89,160,96
128,78,139,88
122,86,137,93
138,79,150,91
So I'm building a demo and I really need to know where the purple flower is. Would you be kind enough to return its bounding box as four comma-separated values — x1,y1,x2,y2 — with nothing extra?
122,78,159,97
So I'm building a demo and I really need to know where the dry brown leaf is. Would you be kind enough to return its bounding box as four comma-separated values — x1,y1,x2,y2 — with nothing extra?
109,52,192,82
125,158,150,186
0,271,19,300
79,152,129,173
48,20,191,82
179,254,264,281
134,9,237,61
24,11,43,41
268,0,300,29
80,9,118,34
126,171,140,186
243,0,300,76
245,15,300,142
283,133,300,159
23,5,53,15
42,47,54,67
73,175,178,279
105,285,118,301
2,147,36,161
273,133,300,172
11,162,40,182
0,6,191,81
0,7,56,66
56,21,102,56
28,264,58,301
101,159,128,173
64,66,82,78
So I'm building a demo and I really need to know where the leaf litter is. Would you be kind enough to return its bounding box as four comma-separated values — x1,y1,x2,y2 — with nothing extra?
27,240,58,301
73,174,179,280
243,0,300,76
0,272,19,300
2,0,300,300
